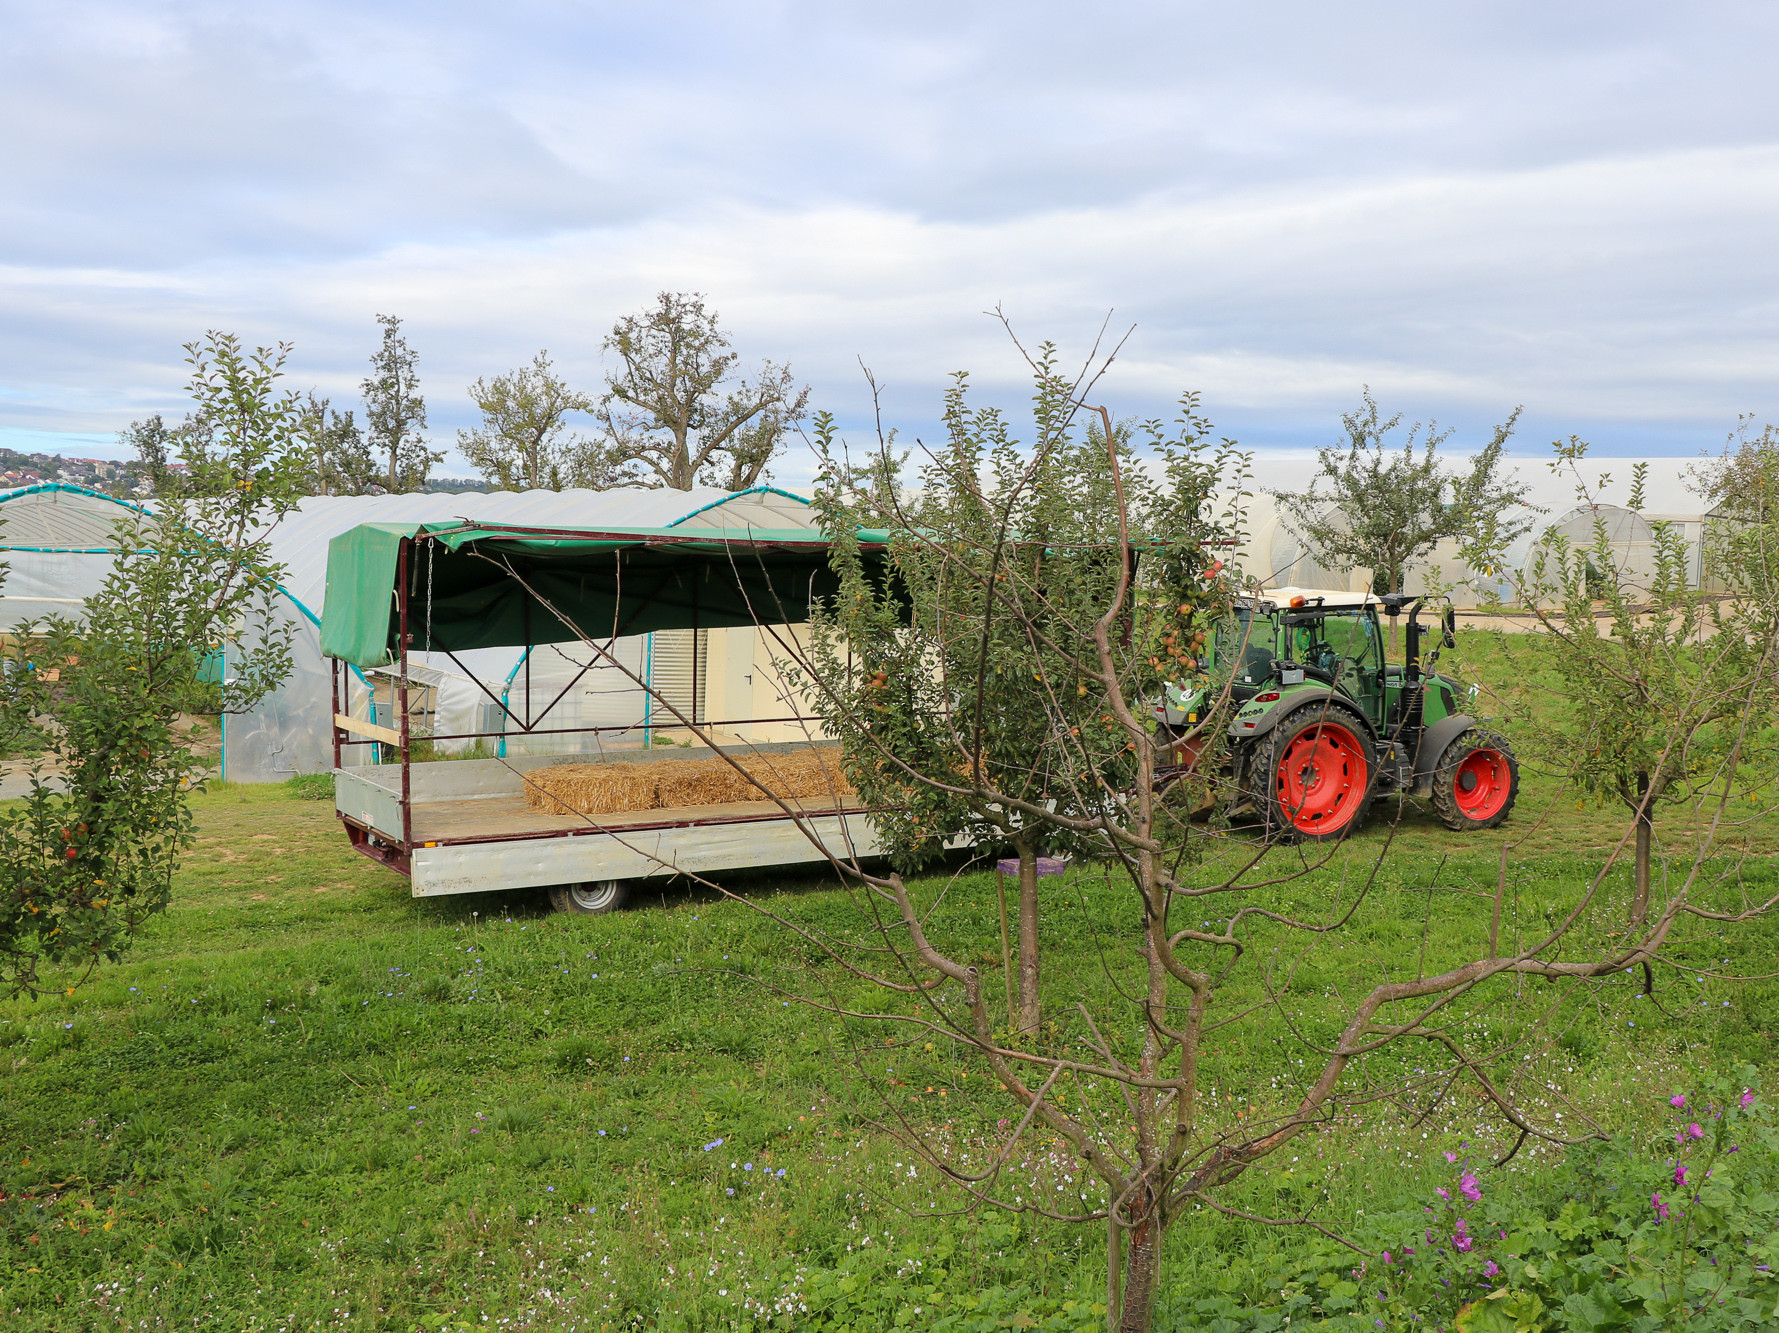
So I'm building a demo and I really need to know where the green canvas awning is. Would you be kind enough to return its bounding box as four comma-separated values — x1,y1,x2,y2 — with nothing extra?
319,519,889,668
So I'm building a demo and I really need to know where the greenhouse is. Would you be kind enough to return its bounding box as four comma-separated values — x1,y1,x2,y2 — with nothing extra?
0,482,821,782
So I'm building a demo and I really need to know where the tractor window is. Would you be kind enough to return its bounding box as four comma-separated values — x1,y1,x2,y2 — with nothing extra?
1219,610,1276,685
1286,608,1381,685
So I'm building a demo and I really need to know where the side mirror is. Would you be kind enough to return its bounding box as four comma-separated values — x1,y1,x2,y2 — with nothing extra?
1442,606,1457,649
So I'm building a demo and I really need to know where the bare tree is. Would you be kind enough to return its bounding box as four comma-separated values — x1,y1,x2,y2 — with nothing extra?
583,291,809,490
457,351,593,492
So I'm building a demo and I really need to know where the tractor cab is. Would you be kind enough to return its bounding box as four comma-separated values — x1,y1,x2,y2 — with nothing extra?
1159,587,1517,841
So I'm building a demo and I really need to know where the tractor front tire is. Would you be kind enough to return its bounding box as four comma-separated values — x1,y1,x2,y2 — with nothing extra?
1257,703,1374,842
1429,729,1519,830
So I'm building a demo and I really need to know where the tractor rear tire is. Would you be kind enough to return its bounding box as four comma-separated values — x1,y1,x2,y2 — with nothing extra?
1429,729,1519,830
1256,703,1374,843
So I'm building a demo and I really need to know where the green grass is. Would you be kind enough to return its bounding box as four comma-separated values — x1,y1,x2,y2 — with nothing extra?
5,631,1779,1330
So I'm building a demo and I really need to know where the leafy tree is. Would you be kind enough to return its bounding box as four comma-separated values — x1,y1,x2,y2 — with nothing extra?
118,413,180,494
457,351,594,491
0,332,304,995
361,314,442,493
295,391,376,496
1272,388,1533,593
586,291,808,490
804,351,1237,1036
1481,437,1779,926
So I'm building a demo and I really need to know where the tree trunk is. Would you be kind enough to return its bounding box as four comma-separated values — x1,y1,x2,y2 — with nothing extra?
1114,1211,1160,1333
1631,772,1653,928
1017,841,1040,1036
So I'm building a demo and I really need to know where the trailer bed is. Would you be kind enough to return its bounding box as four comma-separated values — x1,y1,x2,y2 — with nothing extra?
335,744,882,898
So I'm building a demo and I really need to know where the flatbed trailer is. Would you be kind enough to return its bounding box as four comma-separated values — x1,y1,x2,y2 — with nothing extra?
320,516,894,910
334,742,881,903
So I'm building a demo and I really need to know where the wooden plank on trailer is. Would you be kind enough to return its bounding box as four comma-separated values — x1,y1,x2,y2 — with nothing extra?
336,713,402,746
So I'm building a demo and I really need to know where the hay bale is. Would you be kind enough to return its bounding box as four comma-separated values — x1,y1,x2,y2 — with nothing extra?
736,747,856,801
524,762,665,815
655,760,752,808
523,747,858,818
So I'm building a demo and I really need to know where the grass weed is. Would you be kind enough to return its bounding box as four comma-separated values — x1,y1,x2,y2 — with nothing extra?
2,630,1777,1329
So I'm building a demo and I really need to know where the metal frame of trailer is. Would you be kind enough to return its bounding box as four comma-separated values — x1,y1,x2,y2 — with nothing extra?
320,520,892,902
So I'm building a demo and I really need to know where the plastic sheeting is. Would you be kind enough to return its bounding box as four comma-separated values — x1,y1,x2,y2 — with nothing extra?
0,481,822,781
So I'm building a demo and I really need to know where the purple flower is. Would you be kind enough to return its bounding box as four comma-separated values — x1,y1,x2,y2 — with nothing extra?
1674,1165,1689,1188
1382,1251,1393,1264
1742,1090,1757,1109
1672,1094,1688,1109
1653,1191,1670,1220
1453,1220,1474,1253
1459,1172,1481,1203
1688,1123,1705,1140
1483,1260,1500,1278
1443,1151,1457,1163
1436,1187,1450,1201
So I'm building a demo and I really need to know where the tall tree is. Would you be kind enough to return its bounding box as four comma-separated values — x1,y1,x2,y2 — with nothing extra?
457,351,594,491
360,314,441,493
295,392,376,496
586,291,809,490
1271,388,1534,593
119,414,178,494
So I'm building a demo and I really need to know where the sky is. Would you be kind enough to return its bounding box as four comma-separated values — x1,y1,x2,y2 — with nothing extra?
2,1,1777,485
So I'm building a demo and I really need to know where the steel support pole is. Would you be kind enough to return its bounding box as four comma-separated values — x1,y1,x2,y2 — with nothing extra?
398,538,412,849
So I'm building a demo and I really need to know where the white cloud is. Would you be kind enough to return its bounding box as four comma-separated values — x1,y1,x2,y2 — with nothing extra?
1,1,1777,480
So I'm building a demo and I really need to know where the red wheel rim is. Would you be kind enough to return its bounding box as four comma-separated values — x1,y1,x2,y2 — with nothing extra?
1452,749,1510,820
1275,722,1366,833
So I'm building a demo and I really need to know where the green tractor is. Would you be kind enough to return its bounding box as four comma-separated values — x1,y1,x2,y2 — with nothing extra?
1158,588,1519,840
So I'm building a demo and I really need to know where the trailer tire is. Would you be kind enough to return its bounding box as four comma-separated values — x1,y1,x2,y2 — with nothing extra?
548,880,629,915
1429,729,1518,830
1255,703,1374,843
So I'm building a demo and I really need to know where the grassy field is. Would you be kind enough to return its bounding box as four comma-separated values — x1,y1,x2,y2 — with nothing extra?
4,631,1779,1330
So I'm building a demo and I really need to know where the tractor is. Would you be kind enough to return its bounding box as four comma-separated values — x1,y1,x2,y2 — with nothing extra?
1157,588,1519,840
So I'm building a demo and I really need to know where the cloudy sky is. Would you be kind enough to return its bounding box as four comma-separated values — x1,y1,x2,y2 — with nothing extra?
2,1,1776,483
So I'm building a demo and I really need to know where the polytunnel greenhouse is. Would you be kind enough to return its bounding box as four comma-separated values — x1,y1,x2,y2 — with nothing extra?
0,481,821,782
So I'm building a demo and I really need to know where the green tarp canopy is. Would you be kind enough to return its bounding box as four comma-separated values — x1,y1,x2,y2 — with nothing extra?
319,520,889,669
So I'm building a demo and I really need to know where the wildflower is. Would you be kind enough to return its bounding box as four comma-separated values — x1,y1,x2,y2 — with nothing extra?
1483,1260,1499,1278
1652,1192,1670,1220
1459,1172,1481,1203
1675,1165,1689,1188
1672,1094,1688,1109
1688,1123,1705,1139
1435,1187,1450,1201
1382,1252,1392,1264
1452,1220,1473,1253
1742,1090,1757,1109
1443,1152,1457,1163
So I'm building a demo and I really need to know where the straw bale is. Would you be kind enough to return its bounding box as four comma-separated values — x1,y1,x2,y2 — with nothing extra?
736,748,856,801
524,762,665,816
522,747,857,817
655,760,753,808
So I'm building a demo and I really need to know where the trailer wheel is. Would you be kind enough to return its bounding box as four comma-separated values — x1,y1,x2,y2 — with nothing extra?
1257,704,1373,842
548,880,629,915
1430,729,1518,830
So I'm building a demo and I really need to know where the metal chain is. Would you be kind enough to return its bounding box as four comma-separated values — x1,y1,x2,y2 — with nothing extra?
425,537,435,655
